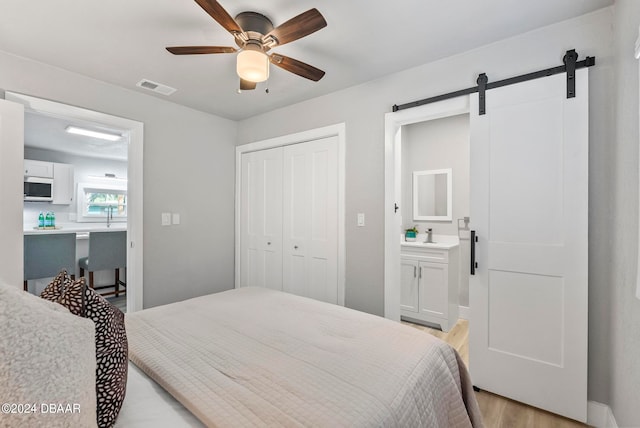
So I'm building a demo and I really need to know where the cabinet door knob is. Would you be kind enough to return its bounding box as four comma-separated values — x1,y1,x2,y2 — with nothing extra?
267,241,271,245
294,245,299,250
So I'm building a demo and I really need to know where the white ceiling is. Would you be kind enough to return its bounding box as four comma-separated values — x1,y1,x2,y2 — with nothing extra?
24,112,128,161
1,0,612,121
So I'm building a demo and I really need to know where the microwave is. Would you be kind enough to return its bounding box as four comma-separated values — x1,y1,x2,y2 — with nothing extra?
24,176,53,201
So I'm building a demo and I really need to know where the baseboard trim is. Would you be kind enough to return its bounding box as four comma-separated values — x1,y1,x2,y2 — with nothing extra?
587,401,618,428
458,305,469,320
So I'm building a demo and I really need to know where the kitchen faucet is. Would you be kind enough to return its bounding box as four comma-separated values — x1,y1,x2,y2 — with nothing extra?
107,205,113,228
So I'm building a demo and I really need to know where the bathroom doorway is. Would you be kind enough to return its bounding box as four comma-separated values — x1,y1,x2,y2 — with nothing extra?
398,112,471,330
384,96,470,322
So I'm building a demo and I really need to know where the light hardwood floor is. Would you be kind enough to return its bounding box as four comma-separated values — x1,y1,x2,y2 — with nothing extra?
403,319,588,428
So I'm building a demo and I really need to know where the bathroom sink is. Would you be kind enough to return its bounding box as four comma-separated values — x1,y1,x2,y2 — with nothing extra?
401,234,459,249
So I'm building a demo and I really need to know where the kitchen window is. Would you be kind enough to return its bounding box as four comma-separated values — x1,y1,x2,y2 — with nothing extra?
77,180,127,223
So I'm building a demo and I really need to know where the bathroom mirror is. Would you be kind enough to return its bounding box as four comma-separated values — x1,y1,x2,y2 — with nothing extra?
413,168,452,221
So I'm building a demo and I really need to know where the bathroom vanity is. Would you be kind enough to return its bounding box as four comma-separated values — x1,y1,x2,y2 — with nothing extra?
400,234,459,332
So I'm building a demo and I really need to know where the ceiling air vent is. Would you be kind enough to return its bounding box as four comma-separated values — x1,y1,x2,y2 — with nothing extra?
136,79,176,96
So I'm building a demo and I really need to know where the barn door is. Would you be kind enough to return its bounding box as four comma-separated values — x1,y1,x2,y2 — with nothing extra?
469,69,588,422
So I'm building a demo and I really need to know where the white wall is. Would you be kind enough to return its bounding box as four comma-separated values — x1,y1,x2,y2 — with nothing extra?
0,50,238,308
401,114,470,235
610,1,640,425
238,8,615,404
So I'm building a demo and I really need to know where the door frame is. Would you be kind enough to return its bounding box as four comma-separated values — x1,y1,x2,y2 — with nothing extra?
235,123,346,306
383,97,469,320
5,91,144,313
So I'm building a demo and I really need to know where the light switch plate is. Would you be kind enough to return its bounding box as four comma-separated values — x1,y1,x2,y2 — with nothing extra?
357,213,365,227
172,213,180,225
161,212,171,226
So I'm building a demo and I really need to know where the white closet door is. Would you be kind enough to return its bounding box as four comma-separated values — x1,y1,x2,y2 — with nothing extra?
240,147,283,290
469,70,588,421
283,137,339,304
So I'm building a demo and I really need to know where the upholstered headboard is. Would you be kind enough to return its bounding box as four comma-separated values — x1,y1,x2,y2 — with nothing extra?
0,282,97,427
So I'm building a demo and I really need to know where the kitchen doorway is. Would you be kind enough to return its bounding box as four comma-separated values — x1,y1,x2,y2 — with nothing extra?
5,92,143,312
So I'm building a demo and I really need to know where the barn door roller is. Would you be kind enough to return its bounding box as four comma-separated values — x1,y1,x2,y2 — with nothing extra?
564,49,578,99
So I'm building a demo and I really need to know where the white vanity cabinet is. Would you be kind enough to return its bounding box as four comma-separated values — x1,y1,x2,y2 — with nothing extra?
400,240,459,332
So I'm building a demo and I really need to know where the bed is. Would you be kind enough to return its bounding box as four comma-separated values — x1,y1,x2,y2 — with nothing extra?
122,287,482,427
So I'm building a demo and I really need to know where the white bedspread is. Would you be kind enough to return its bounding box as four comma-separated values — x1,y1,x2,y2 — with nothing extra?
115,363,204,428
126,287,482,427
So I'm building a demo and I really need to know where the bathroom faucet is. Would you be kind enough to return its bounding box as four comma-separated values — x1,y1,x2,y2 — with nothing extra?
425,228,434,243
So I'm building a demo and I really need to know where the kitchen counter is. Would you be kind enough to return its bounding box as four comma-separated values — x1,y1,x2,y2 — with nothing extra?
24,222,127,236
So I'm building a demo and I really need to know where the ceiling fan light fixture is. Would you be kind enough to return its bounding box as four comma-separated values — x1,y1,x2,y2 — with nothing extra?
237,44,269,83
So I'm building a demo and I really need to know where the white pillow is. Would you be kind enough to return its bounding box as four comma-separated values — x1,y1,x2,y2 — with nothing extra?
0,282,97,428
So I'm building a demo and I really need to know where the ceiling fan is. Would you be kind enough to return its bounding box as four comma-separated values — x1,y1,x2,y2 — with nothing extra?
166,0,327,91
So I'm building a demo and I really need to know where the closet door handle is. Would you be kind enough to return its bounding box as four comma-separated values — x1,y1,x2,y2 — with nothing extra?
419,267,422,279
413,266,416,278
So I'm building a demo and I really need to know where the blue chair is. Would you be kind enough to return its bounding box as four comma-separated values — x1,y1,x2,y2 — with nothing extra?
79,231,126,297
24,233,76,293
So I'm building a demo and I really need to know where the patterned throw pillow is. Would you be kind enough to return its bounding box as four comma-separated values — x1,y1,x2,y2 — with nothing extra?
41,272,128,428
39,269,70,301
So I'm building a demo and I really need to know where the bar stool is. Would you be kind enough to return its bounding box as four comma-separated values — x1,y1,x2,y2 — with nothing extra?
24,233,76,293
79,231,127,297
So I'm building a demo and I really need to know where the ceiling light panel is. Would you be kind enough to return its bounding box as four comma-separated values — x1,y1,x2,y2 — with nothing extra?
65,126,122,141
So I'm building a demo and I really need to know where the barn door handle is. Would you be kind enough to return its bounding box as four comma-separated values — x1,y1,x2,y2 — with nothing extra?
470,230,478,275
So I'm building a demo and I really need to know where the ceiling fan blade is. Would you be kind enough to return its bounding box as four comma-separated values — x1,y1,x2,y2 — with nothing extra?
240,79,257,90
270,53,325,82
194,0,243,34
265,8,327,46
166,46,236,55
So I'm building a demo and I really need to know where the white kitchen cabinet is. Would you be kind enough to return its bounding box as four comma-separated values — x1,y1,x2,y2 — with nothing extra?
400,241,459,332
52,163,74,205
24,159,53,178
